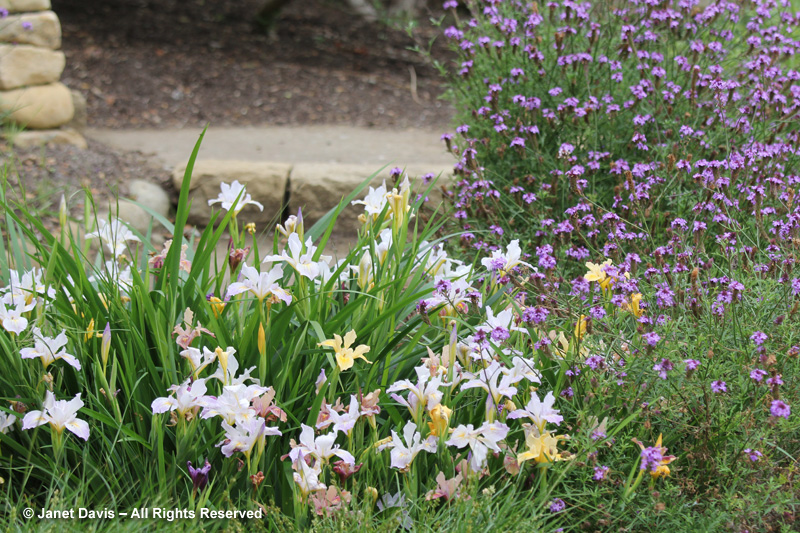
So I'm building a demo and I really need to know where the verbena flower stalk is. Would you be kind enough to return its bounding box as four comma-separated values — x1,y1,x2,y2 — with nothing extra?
439,0,800,268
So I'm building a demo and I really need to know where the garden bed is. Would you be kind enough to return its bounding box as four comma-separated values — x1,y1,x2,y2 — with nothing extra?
1,0,799,531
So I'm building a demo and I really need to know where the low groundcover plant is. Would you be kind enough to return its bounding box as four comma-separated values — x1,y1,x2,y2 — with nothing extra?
429,0,799,528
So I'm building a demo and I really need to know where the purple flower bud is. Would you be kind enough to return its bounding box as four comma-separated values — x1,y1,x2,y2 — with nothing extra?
187,459,211,493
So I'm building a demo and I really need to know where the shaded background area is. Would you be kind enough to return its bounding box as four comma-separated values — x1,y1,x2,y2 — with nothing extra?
4,0,458,232
53,0,456,129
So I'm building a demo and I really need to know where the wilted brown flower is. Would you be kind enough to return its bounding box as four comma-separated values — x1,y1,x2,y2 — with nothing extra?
359,389,381,418
252,388,287,423
332,460,362,484
250,471,265,491
228,246,251,273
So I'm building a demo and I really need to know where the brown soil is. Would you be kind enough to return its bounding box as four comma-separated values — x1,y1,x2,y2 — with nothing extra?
1,139,174,232
55,0,455,130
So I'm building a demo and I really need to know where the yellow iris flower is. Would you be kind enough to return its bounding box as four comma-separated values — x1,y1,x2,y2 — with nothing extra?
584,260,612,284
319,330,372,371
585,259,630,292
427,404,452,437
85,318,96,343
208,296,225,318
574,315,588,340
517,427,570,465
626,293,644,317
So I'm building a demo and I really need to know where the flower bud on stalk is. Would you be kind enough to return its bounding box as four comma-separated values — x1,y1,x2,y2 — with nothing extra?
101,322,111,374
258,323,266,356
187,459,211,497
295,208,304,241
389,192,407,233
365,487,379,506
59,194,68,243
228,246,250,274
215,347,230,385
85,318,95,343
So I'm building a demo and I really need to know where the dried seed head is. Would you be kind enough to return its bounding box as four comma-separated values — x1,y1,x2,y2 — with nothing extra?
625,171,635,193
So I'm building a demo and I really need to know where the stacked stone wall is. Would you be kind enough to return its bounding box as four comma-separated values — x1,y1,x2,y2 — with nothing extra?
0,0,86,148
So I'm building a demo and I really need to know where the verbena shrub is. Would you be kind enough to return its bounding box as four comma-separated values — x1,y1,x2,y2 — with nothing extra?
439,0,800,258
424,0,800,528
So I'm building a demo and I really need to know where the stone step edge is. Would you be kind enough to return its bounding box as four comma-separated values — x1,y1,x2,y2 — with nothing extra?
169,160,455,190
168,159,457,232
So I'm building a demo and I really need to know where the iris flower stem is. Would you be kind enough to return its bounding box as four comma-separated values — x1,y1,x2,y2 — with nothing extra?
176,417,188,461
230,215,240,249
624,468,645,501
96,363,122,423
294,275,309,321
327,367,342,405
81,190,92,260
51,428,65,466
